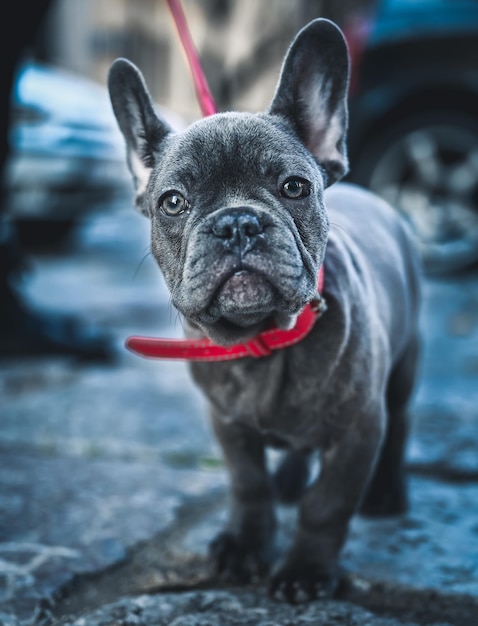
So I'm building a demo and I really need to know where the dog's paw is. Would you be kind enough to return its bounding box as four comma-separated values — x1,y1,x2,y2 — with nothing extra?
209,531,271,584
268,564,338,603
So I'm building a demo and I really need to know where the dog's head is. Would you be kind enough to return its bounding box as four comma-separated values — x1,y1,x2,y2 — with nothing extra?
108,19,349,345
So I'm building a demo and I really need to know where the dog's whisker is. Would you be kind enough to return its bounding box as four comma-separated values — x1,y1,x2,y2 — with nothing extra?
166,297,185,333
330,222,351,237
167,296,175,325
133,250,152,281
176,310,186,332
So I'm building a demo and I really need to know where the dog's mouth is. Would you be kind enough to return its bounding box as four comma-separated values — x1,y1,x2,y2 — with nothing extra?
211,269,276,327
189,267,306,345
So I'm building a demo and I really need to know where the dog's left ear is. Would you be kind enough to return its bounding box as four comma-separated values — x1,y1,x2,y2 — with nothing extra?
269,19,350,186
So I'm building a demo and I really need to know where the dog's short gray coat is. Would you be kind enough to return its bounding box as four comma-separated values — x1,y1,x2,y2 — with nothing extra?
108,18,420,603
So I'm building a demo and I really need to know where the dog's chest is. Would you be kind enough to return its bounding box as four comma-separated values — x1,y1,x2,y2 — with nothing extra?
190,354,328,448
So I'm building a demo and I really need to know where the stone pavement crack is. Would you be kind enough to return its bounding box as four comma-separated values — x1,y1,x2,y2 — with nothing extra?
40,485,478,626
45,488,227,625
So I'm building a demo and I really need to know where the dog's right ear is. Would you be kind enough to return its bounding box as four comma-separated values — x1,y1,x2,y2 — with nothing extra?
108,58,172,215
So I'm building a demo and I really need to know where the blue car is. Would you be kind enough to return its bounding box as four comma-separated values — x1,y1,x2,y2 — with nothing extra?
347,0,478,273
4,62,130,247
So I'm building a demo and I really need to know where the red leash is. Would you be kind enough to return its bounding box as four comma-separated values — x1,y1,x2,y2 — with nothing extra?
166,0,217,116
125,1,326,361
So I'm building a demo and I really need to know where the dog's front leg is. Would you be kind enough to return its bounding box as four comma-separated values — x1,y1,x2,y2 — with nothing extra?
209,410,276,583
269,409,384,602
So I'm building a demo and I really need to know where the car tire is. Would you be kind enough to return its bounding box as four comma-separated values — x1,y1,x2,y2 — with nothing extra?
350,112,478,275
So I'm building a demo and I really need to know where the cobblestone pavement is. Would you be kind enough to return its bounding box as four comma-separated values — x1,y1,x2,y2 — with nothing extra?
0,202,477,625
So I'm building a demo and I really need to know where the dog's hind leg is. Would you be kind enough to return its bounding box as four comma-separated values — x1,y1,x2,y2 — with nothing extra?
360,336,419,517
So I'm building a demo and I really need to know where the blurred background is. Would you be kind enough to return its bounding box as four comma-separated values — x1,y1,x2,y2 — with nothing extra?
4,0,478,272
1,1,478,621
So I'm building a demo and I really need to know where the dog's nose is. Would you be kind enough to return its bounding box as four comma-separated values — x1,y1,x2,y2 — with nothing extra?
212,210,264,254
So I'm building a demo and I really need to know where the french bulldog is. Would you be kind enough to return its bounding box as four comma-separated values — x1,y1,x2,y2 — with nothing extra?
108,18,420,603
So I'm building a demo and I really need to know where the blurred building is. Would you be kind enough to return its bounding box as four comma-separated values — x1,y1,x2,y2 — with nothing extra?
38,0,309,122
41,0,195,122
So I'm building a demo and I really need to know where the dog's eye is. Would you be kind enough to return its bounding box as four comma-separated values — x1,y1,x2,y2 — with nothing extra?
160,192,188,216
281,178,310,199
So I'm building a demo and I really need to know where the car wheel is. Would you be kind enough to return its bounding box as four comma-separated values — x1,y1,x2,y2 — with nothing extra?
352,113,478,274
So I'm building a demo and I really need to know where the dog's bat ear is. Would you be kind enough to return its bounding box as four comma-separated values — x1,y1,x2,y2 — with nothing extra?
108,58,172,215
269,19,350,187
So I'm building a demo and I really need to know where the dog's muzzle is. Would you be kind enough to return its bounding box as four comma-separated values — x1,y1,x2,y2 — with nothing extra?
211,208,265,255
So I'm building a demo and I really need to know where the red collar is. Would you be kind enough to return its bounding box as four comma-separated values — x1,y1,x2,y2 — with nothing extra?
126,267,325,362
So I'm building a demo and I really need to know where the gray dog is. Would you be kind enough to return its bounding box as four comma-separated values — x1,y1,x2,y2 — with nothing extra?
108,18,420,603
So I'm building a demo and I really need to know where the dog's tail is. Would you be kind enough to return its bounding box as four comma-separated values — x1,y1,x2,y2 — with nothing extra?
273,450,310,504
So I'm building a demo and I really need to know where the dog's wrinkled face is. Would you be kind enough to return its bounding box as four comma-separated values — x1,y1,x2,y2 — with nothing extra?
147,113,328,343
108,19,350,345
